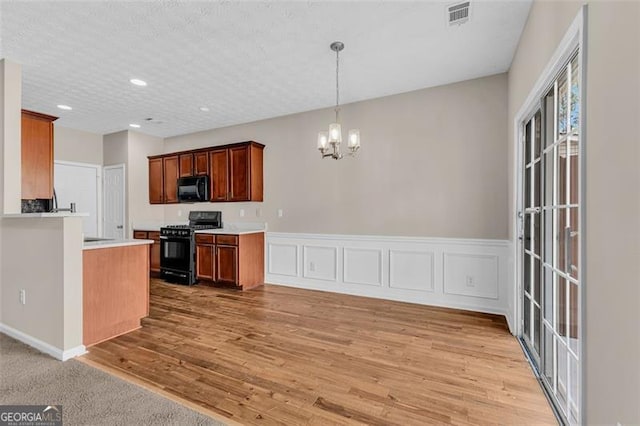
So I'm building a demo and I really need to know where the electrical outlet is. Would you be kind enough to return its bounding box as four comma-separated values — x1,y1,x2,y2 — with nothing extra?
256,208,261,217
239,209,245,217
465,276,475,287
19,289,26,305
309,262,316,272
177,210,182,217
277,209,283,218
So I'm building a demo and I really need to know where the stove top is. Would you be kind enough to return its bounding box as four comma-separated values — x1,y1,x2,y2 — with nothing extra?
160,211,222,237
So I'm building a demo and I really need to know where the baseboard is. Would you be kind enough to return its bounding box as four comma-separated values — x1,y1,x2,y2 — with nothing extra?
0,323,86,361
266,232,511,321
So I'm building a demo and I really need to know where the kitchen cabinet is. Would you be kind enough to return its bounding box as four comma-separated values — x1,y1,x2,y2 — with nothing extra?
195,232,264,290
163,156,179,203
147,141,264,204
195,234,215,281
209,148,229,201
148,158,164,204
179,153,193,177
194,151,209,176
21,110,58,200
216,245,238,285
133,230,161,274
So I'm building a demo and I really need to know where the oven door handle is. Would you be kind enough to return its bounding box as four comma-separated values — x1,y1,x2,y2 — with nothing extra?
160,236,169,240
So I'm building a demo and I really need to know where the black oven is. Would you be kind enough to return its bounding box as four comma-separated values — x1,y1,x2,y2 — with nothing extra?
160,211,222,286
160,232,194,285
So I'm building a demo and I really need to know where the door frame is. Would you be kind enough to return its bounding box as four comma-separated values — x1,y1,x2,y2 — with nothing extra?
54,160,103,237
511,5,587,424
102,164,126,239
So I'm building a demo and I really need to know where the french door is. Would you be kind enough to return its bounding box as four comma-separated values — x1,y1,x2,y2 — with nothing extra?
520,51,581,425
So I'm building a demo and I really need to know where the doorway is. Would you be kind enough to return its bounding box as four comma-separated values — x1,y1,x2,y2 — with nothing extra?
54,161,101,237
518,51,582,425
103,164,126,239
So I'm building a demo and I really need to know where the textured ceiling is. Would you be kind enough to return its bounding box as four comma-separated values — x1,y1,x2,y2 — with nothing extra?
0,0,532,138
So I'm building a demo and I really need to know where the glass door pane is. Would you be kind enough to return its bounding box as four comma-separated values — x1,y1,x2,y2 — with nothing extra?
520,50,581,425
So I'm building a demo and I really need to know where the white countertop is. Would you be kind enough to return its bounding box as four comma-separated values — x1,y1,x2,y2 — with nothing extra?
132,221,266,235
83,239,154,250
195,227,265,236
3,212,90,218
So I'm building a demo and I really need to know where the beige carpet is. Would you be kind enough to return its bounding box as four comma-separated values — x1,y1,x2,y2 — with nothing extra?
0,334,226,425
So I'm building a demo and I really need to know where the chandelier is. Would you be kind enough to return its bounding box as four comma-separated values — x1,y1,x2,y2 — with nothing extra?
317,41,360,160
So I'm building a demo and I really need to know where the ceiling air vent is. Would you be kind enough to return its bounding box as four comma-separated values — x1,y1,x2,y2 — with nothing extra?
448,1,470,26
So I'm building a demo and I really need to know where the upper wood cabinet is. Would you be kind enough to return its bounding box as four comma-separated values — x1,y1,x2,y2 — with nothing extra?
148,158,164,204
21,110,58,200
193,151,209,176
163,156,179,203
179,153,193,177
148,141,264,204
209,148,229,201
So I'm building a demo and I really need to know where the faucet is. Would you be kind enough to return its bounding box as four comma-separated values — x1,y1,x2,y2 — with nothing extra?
51,189,76,213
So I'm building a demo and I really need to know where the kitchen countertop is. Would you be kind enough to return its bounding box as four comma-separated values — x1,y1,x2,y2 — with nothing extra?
194,225,265,235
3,212,90,218
83,239,154,250
132,221,266,235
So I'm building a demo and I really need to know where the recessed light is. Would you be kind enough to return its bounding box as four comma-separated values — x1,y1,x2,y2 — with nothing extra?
199,106,210,112
130,78,147,87
129,123,141,128
57,104,72,110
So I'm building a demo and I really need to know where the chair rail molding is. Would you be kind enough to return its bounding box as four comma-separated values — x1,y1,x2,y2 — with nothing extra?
266,232,512,323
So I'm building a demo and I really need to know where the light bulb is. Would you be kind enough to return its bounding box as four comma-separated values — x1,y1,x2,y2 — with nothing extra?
348,129,360,149
317,131,329,149
328,123,342,144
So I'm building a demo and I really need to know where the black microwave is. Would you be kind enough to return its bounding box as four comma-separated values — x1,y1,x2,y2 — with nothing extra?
177,176,210,203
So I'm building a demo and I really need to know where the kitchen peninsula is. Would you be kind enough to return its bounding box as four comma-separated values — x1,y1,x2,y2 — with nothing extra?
83,238,153,346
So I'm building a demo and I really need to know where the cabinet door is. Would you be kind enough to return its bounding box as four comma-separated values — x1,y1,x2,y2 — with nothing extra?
193,152,209,176
209,149,229,201
149,232,161,273
216,245,238,285
229,146,250,201
179,153,194,177
21,112,55,199
163,156,179,203
148,158,164,204
196,244,215,281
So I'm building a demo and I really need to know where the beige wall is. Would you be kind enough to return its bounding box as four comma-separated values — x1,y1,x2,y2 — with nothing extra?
1,217,84,352
163,73,508,239
1,60,22,214
103,130,128,166
54,125,103,165
127,131,164,235
509,1,640,423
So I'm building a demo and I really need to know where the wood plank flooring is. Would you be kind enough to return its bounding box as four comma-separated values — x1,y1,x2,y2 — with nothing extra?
82,279,557,425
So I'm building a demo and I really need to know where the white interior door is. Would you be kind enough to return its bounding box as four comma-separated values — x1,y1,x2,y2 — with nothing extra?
54,161,101,237
103,164,125,239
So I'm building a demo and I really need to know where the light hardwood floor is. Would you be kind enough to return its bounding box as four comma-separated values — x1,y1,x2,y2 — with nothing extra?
82,279,557,425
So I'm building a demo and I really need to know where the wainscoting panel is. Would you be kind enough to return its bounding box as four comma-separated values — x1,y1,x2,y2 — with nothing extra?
343,248,382,286
303,245,337,282
267,243,298,277
266,233,511,317
443,253,499,299
389,250,435,292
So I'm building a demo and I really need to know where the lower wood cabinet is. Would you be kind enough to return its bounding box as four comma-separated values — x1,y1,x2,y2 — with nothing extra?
196,242,215,281
195,232,264,290
133,230,161,274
